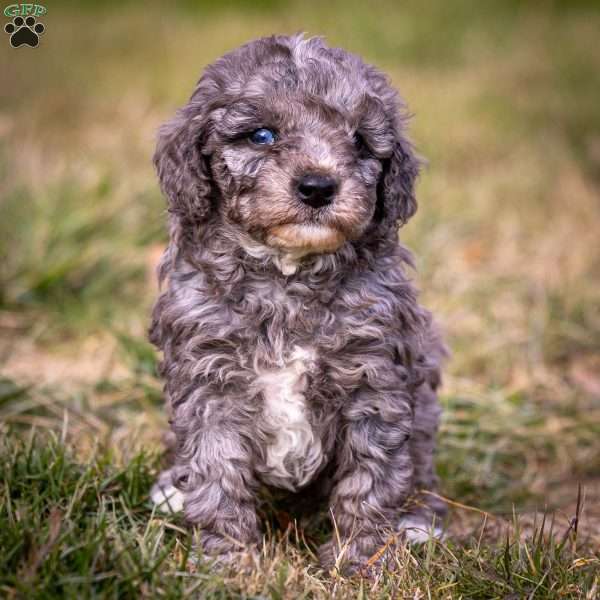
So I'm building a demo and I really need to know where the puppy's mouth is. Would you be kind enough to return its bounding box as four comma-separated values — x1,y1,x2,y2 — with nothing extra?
266,223,346,255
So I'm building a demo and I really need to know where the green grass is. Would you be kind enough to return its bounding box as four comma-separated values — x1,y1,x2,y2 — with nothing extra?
1,431,598,598
1,0,600,597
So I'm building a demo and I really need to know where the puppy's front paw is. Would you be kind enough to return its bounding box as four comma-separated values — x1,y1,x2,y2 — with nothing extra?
318,539,364,576
318,535,392,576
317,539,337,572
398,513,445,544
150,482,185,514
189,545,260,573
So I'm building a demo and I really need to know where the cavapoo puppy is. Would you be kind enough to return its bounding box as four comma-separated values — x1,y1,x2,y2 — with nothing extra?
150,33,447,572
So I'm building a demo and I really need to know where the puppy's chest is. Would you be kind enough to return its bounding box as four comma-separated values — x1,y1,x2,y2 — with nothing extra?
198,280,359,490
252,345,324,491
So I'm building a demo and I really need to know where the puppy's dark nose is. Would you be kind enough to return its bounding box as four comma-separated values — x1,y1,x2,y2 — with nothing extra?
296,174,337,208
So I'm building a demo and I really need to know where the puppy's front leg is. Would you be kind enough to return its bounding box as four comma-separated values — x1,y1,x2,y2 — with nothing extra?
319,392,414,573
182,423,261,559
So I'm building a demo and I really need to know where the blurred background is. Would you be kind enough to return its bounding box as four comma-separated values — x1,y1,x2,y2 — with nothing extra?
1,0,599,594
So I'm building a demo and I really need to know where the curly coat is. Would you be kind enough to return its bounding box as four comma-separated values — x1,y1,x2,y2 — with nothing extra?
150,34,447,572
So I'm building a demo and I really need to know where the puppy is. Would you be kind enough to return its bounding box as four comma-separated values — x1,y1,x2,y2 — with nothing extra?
150,34,447,572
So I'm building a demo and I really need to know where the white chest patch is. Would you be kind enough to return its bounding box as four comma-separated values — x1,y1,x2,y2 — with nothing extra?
255,346,323,491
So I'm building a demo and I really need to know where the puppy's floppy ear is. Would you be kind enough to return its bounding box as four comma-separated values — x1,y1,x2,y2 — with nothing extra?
153,101,214,226
375,127,420,230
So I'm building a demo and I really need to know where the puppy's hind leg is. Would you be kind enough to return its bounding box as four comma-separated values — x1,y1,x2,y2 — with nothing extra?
399,380,447,543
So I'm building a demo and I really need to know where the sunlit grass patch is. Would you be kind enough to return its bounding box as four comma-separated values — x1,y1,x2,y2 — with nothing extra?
1,186,137,327
0,431,598,598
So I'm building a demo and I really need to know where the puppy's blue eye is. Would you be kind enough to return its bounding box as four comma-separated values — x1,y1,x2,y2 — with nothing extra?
250,128,276,145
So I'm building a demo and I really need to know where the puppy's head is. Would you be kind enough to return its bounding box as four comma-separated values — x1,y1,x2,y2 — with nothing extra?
155,34,419,258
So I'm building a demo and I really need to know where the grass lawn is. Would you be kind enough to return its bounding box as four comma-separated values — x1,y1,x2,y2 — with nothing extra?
1,1,599,597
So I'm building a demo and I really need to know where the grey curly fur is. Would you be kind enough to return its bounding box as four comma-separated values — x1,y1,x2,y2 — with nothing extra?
150,33,447,572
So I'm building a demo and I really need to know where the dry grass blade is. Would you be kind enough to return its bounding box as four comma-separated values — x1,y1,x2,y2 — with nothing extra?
20,508,63,582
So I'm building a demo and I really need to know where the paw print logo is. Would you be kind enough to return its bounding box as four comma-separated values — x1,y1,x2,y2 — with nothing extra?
4,15,45,48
